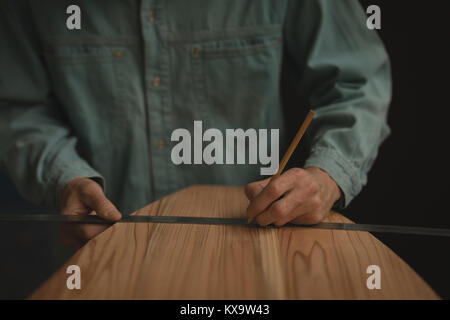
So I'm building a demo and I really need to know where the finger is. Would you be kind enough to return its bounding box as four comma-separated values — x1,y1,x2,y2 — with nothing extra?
82,191,122,221
290,193,323,225
247,172,300,221
60,223,109,249
272,199,317,227
60,232,84,251
59,224,86,251
244,178,270,200
60,196,92,216
291,211,324,225
254,195,293,226
71,224,109,241
254,188,308,226
60,219,106,240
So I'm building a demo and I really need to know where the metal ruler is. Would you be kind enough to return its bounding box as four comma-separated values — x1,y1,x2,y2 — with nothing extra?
1,214,450,237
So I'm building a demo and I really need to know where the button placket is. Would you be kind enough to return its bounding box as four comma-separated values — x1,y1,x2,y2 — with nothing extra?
141,1,174,196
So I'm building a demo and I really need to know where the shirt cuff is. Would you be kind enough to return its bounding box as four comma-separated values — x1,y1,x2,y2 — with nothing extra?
45,160,105,210
304,147,362,208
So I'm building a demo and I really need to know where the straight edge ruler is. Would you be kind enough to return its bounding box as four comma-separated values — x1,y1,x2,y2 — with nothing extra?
1,214,450,237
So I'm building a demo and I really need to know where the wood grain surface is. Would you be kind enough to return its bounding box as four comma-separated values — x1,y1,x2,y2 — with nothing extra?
30,186,439,299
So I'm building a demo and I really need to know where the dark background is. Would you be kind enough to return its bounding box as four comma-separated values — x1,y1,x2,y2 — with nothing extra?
1,1,450,299
350,0,450,299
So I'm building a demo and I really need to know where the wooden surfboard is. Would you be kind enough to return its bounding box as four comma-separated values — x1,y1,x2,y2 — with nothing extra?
30,185,439,299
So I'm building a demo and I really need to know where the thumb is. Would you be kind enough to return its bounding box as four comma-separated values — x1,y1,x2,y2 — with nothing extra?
83,189,122,221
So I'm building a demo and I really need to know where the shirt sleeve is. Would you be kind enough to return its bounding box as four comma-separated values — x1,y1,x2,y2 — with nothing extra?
0,2,104,210
283,0,392,207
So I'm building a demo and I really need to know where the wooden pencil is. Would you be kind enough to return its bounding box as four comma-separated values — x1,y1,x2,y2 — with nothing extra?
272,109,315,179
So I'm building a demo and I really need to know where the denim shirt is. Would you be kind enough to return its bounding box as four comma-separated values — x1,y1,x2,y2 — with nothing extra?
0,0,391,215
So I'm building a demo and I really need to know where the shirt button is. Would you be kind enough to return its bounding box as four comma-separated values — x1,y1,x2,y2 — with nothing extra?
113,50,123,58
148,11,155,23
157,139,165,150
152,76,161,87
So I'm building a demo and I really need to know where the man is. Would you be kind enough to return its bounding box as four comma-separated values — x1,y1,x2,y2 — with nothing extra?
0,0,391,249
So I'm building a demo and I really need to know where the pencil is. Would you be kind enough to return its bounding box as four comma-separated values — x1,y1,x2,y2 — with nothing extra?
248,109,315,223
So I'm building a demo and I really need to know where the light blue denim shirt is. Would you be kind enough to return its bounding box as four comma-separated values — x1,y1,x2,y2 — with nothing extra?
0,0,391,215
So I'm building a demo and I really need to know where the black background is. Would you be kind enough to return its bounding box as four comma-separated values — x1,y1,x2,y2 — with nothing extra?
1,1,450,299
349,0,450,299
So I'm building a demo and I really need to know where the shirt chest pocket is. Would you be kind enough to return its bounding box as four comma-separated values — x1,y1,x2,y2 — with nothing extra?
187,29,284,130
42,41,143,146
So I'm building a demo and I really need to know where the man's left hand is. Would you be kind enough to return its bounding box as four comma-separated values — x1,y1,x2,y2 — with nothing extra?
245,167,341,226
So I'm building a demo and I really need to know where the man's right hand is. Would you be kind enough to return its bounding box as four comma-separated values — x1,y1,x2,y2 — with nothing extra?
59,177,122,251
